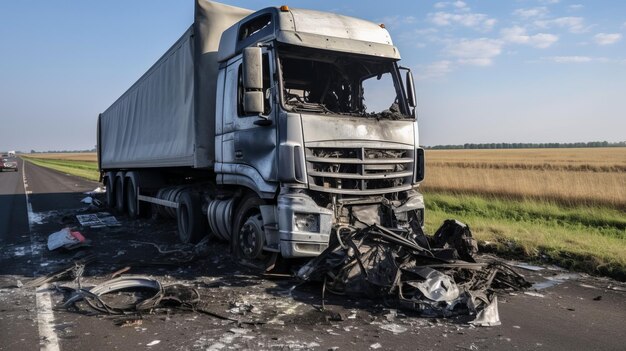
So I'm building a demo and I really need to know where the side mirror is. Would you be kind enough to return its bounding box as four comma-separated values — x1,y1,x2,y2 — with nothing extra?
405,71,417,108
242,47,264,115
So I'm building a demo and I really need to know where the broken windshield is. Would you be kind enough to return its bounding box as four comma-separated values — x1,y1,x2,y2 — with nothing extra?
277,47,411,119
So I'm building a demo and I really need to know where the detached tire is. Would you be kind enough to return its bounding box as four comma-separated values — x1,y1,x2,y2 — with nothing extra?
177,191,206,244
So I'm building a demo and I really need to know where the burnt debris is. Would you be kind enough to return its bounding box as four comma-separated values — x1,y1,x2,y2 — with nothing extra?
297,220,530,325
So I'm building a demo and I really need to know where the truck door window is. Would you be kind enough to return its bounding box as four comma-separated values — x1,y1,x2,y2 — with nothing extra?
237,53,271,117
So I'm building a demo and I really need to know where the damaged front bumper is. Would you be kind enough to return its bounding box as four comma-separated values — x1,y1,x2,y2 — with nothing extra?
276,192,333,257
273,189,425,258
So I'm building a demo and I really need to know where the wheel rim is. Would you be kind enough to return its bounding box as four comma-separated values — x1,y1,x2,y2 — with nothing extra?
238,214,264,259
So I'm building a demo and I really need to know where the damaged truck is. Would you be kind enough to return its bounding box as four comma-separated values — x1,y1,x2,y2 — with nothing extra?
98,0,424,268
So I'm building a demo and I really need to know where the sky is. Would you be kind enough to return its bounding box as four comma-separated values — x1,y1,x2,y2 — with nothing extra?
0,0,624,151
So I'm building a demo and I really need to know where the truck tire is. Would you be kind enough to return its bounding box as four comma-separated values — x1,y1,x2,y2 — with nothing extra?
125,172,149,219
125,175,138,219
105,172,116,209
232,194,277,270
115,173,125,214
177,191,206,244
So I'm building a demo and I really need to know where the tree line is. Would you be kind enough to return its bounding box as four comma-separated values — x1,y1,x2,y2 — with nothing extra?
425,141,626,150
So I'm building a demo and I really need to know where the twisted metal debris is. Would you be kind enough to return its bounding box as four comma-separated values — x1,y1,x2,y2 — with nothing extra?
297,220,530,325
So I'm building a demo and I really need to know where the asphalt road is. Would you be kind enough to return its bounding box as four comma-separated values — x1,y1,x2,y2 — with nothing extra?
0,159,625,351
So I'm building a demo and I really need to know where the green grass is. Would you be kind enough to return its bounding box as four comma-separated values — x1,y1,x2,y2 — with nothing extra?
424,192,626,280
21,156,100,181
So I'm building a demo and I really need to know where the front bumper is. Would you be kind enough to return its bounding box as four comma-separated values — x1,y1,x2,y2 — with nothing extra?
277,192,332,258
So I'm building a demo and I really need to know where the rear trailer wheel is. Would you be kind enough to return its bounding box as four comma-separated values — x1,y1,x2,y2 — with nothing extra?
232,195,278,271
115,176,125,214
105,173,116,209
176,191,206,244
126,179,138,219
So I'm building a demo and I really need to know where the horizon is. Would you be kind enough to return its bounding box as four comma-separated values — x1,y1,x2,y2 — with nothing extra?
1,0,625,151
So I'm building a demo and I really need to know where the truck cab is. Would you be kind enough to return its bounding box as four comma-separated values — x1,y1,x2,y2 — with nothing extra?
213,6,425,261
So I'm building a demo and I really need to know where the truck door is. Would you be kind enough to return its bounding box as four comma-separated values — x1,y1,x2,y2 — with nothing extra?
218,49,278,196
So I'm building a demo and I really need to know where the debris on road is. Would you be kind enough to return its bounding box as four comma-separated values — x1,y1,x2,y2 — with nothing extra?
47,227,88,251
146,340,161,347
298,220,529,324
532,273,582,290
84,187,106,195
62,276,200,315
22,255,96,288
76,212,120,228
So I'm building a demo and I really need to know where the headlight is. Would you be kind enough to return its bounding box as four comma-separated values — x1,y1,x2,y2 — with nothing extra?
294,213,320,233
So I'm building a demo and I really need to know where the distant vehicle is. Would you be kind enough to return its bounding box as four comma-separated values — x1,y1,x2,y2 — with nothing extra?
8,151,16,157
0,156,18,172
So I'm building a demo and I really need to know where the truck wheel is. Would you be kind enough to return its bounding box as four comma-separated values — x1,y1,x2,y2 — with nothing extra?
126,177,138,219
125,172,148,219
232,194,277,270
177,191,206,244
115,175,125,214
105,172,116,209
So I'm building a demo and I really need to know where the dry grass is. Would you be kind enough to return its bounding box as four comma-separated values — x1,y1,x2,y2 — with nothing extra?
28,152,98,162
422,148,626,210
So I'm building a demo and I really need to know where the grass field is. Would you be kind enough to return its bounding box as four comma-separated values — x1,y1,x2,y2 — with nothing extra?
422,148,626,279
423,148,626,209
21,153,100,181
21,148,626,279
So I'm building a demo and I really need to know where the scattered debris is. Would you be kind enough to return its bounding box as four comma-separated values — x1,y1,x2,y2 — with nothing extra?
469,296,501,327
370,343,382,349
76,212,120,228
593,295,602,301
63,276,200,315
524,292,545,298
114,317,143,327
47,227,87,251
379,323,407,334
22,255,96,288
532,273,582,290
298,221,529,324
513,263,544,272
146,340,161,346
85,187,106,195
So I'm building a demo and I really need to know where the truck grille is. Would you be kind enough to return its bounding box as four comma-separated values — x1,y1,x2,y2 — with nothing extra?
306,147,414,195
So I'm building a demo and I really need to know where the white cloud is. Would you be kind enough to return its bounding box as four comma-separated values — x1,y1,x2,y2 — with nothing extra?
568,4,584,11
549,56,591,63
545,56,610,63
513,7,549,19
539,0,560,4
594,33,622,45
453,1,467,9
433,1,468,10
535,17,588,33
417,60,454,80
445,38,503,66
429,11,497,31
501,26,559,48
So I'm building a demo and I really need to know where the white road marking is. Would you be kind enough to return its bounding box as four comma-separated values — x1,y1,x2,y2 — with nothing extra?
22,161,61,351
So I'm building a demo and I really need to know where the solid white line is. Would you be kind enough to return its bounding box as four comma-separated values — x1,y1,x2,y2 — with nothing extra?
22,161,61,351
